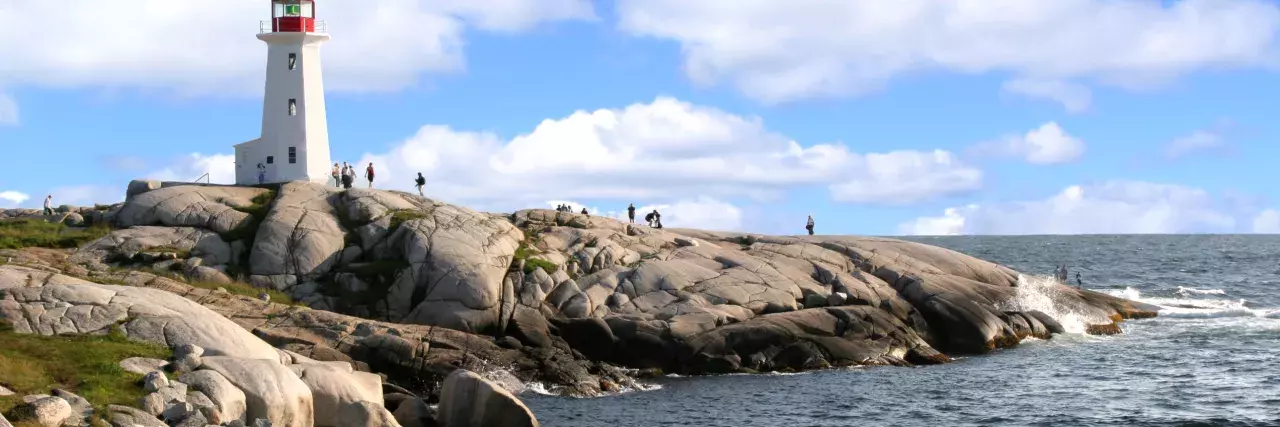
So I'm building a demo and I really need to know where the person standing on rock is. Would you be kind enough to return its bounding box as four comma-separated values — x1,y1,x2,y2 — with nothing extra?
341,165,354,189
331,163,341,187
627,203,636,223
806,215,815,236
43,195,53,216
581,208,589,216
653,210,663,229
365,163,376,188
1075,272,1082,288
415,172,426,196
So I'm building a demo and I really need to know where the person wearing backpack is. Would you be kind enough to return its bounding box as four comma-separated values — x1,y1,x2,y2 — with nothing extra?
414,172,426,196
627,203,636,224
644,210,656,227
806,215,815,236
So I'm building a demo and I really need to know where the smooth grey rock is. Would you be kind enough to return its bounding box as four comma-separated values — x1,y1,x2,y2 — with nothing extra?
174,344,205,359
120,357,170,375
13,396,72,427
143,371,170,392
437,369,538,427
287,364,382,426
172,354,203,373
827,291,848,306
198,356,315,427
107,404,167,427
337,401,402,427
161,402,196,424
115,185,266,235
179,369,249,424
0,385,12,396
391,398,434,427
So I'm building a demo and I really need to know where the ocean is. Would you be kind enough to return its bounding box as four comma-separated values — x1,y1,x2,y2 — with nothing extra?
522,235,1280,426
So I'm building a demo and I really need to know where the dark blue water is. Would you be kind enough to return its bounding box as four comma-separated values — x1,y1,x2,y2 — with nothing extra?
524,235,1280,426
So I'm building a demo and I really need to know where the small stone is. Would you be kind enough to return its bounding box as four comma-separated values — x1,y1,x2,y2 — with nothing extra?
215,287,228,293
171,354,203,373
827,292,848,307
21,394,49,404
258,293,270,302
172,410,207,427
143,371,169,392
13,396,72,427
0,385,13,396
161,402,195,424
120,357,170,375
251,418,272,427
198,405,223,426
225,420,247,427
138,393,166,416
174,344,205,359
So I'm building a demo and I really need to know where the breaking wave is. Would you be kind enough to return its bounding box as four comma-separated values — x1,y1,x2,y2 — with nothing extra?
1105,287,1280,319
1002,274,1093,334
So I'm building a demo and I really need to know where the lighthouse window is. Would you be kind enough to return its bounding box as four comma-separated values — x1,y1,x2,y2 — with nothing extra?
288,99,296,116
266,156,274,164
288,147,297,164
288,53,296,70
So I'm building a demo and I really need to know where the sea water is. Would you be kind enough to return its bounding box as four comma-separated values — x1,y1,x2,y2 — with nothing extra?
523,235,1280,426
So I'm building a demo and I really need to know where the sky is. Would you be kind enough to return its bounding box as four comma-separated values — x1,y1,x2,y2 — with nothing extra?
2,0,1280,236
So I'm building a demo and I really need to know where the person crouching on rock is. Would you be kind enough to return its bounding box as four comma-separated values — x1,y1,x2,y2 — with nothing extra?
644,210,656,227
806,215,815,236
365,163,376,188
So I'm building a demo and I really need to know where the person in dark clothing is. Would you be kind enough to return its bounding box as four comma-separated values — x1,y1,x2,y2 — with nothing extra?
627,203,636,224
341,171,353,189
644,211,656,226
581,208,589,216
652,210,662,228
1075,272,1082,287
805,215,815,236
414,173,426,196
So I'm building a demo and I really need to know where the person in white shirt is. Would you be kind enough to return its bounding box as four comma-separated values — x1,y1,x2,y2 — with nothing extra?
43,195,53,216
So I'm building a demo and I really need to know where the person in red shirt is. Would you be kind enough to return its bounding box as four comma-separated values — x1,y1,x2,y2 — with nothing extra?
365,163,376,188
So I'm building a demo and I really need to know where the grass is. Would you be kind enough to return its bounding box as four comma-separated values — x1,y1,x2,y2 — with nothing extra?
117,266,296,306
0,324,169,425
524,258,557,274
0,219,111,250
387,209,428,234
221,190,275,244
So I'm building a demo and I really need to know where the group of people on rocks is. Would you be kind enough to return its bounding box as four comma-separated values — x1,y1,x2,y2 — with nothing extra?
555,204,589,216
1054,265,1082,287
331,162,376,189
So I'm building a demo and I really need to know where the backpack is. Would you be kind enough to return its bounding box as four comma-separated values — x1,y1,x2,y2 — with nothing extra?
644,212,655,221
415,176,425,186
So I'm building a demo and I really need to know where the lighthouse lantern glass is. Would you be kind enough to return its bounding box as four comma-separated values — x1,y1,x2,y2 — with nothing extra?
272,1,314,18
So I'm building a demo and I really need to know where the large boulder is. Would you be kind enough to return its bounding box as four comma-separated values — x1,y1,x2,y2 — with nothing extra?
71,226,232,266
287,363,382,426
250,182,345,282
197,357,315,427
436,369,538,427
115,185,268,235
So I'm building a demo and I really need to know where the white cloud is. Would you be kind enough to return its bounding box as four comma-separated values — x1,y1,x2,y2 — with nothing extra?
0,191,30,207
147,153,236,184
899,181,1246,235
0,0,594,95
1164,130,1226,159
0,92,16,126
828,150,982,205
973,122,1086,165
355,97,978,210
617,0,1280,102
1001,79,1092,113
1254,209,1280,233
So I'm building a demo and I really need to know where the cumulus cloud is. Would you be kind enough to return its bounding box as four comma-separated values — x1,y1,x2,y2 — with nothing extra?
355,97,978,211
972,122,1086,165
617,0,1280,102
1254,209,1280,233
1164,130,1227,159
1001,79,1092,113
0,0,594,95
0,92,16,126
0,191,30,207
899,181,1249,235
146,153,236,184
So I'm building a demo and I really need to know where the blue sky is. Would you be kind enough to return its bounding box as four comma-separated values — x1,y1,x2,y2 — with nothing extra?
2,0,1280,235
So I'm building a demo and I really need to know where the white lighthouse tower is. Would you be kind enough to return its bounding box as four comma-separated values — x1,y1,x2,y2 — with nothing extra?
235,0,332,185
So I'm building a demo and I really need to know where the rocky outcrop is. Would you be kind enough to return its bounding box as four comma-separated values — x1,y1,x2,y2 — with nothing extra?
114,185,268,235
437,369,538,427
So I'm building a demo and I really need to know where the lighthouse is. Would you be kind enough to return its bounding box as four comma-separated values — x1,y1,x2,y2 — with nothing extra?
235,0,332,186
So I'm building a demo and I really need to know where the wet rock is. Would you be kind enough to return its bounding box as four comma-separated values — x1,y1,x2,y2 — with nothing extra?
437,369,538,427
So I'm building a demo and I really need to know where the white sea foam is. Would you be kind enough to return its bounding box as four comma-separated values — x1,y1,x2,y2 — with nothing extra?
1105,287,1280,319
1002,274,1095,334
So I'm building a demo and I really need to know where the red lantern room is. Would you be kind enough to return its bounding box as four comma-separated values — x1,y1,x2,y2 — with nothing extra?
269,0,317,33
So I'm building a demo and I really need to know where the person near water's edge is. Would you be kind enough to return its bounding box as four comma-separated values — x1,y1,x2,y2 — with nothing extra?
415,173,426,196
627,203,636,224
1075,272,1082,288
806,215,815,236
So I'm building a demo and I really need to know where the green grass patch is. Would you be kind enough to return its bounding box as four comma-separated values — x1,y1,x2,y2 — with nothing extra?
523,257,557,274
222,190,276,244
0,219,111,250
387,209,428,233
0,324,169,424
139,267,295,305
